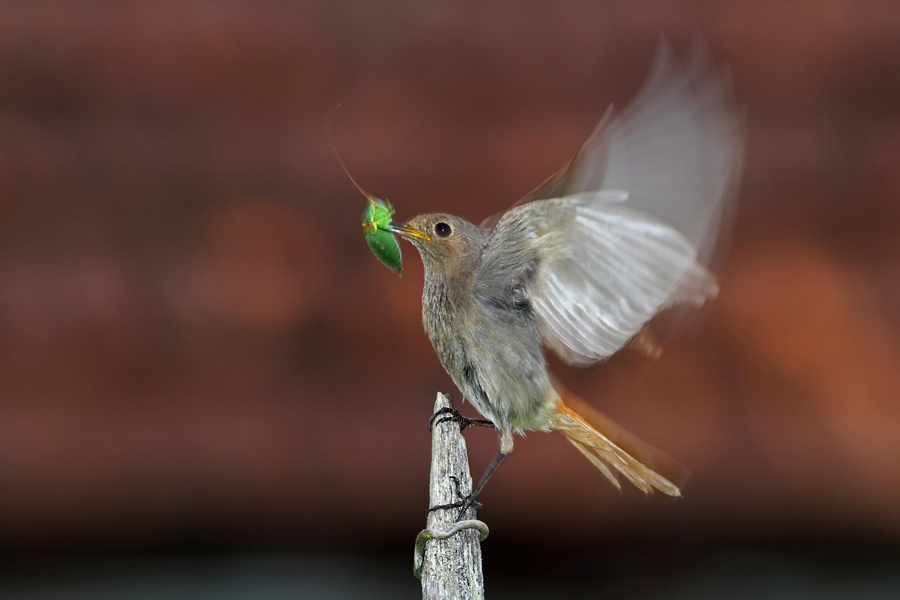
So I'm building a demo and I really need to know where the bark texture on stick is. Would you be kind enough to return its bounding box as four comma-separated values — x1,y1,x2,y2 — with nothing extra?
420,393,485,600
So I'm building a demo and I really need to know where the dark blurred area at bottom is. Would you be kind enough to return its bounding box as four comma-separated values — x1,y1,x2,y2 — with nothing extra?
2,541,899,599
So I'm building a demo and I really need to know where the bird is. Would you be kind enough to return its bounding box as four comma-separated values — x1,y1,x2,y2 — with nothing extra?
384,43,743,511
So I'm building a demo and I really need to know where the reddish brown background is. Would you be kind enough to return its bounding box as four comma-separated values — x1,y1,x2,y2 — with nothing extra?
0,0,899,578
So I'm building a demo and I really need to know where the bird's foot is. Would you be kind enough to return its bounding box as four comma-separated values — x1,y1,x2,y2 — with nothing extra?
427,476,482,521
428,396,494,432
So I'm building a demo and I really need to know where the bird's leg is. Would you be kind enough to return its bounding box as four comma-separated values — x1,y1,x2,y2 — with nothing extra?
428,394,494,432
427,450,508,520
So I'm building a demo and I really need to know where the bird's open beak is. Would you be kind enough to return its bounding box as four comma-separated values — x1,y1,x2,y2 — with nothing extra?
387,222,431,242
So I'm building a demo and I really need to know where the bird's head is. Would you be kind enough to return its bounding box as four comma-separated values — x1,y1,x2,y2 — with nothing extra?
389,213,489,276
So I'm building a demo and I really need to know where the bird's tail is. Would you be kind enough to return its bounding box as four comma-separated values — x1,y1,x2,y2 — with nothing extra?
547,385,688,497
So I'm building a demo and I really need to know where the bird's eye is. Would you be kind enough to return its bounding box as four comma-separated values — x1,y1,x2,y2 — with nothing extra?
434,222,452,237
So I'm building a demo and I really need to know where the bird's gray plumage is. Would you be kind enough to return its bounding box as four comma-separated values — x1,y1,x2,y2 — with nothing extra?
401,41,742,461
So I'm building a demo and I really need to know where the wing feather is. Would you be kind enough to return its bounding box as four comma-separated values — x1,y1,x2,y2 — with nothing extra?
528,201,710,364
475,42,740,365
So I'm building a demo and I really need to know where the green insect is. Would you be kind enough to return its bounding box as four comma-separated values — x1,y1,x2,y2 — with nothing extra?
330,140,405,276
361,196,403,275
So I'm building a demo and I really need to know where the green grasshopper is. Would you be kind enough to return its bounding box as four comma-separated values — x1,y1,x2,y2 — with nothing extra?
361,196,403,275
331,142,405,276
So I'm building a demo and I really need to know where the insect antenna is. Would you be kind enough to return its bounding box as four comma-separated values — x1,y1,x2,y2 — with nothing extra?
326,103,377,206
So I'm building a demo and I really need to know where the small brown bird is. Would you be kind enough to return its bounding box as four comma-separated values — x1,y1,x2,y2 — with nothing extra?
387,44,743,509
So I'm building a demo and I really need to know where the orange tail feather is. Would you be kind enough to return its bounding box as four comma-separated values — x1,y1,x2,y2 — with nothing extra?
548,385,689,497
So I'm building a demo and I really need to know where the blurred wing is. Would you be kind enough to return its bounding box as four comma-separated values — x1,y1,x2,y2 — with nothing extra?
482,40,743,265
476,197,717,365
475,42,741,365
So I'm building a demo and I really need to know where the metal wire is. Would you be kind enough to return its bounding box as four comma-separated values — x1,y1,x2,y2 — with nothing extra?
413,519,490,580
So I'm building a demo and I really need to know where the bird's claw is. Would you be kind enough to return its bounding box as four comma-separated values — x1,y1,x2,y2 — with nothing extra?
427,476,482,520
427,497,482,521
427,406,456,432
428,399,493,433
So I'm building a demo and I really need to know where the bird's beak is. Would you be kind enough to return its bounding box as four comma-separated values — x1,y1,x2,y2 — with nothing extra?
387,222,431,242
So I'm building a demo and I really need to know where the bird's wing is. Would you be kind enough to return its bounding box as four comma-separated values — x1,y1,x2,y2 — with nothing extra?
475,43,742,365
476,197,717,365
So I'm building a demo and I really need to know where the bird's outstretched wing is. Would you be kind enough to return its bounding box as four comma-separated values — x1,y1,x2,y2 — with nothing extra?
475,43,742,366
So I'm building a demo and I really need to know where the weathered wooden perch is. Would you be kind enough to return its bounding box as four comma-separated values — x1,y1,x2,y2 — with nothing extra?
414,393,488,599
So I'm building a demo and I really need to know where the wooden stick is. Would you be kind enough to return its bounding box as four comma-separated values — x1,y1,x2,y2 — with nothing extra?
415,393,487,599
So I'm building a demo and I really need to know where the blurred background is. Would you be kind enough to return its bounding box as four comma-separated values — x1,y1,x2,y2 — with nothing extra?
0,1,899,597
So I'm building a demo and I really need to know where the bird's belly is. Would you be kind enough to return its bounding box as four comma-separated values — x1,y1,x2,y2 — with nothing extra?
423,279,554,433
431,322,554,434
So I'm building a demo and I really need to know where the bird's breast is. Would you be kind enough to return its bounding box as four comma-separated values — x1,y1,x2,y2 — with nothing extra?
421,277,552,431
422,280,469,367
